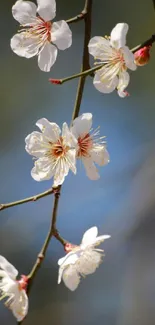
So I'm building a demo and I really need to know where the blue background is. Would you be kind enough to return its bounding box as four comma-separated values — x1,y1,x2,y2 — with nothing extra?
0,0,155,324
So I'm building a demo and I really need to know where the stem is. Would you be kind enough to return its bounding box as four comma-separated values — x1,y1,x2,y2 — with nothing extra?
66,0,92,24
72,0,92,120
131,34,155,53
49,64,102,85
0,188,54,211
18,2,92,323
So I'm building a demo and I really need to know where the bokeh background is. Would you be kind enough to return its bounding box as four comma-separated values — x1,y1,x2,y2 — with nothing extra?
0,0,155,324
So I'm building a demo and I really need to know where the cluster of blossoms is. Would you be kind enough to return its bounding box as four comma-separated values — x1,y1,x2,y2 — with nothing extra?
10,0,148,97
25,113,110,186
0,227,110,320
1,0,152,322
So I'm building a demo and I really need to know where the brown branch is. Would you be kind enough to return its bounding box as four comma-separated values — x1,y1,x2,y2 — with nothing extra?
131,34,155,53
0,188,54,211
18,1,93,324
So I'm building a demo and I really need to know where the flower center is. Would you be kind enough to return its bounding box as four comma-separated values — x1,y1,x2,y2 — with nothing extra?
50,137,70,158
17,275,28,291
77,133,93,158
21,16,52,44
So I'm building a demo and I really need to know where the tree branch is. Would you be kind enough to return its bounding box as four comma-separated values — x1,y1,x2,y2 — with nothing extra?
131,34,155,53
18,1,93,324
0,188,54,211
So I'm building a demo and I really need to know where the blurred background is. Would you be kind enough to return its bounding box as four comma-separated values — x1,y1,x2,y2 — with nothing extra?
0,0,155,324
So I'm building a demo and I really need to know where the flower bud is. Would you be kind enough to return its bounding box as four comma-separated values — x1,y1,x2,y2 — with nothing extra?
64,242,78,253
134,45,151,66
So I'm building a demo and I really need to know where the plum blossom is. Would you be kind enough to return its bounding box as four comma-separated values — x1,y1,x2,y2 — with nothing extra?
71,113,110,180
88,23,137,97
11,0,72,72
0,256,28,321
58,227,111,291
25,118,77,186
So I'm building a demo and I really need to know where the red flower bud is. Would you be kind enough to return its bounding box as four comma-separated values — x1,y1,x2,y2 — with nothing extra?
49,78,62,85
134,45,151,66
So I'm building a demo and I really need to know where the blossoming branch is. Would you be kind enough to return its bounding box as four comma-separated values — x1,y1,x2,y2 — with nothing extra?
0,0,154,323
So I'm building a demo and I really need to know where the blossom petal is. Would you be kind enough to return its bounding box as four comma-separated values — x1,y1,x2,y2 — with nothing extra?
37,0,56,21
10,33,39,58
88,36,112,60
25,131,49,158
38,43,58,72
62,122,77,147
65,150,76,175
117,70,130,97
36,118,60,142
121,46,137,71
93,69,118,94
91,146,110,166
51,21,72,50
0,256,18,280
31,157,54,181
53,158,70,187
71,113,92,138
58,253,79,284
11,290,28,322
81,227,98,246
110,23,128,49
12,0,37,24
78,250,102,275
95,235,111,245
82,157,100,180
62,265,80,291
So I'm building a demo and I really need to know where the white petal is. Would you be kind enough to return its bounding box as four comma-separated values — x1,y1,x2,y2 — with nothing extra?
94,235,111,245
31,157,54,181
78,250,102,275
94,69,118,94
12,0,37,24
110,23,128,49
88,36,111,60
62,265,80,291
25,131,49,158
37,0,56,21
53,158,70,187
51,21,72,50
58,252,79,284
71,113,92,138
65,150,76,174
38,42,57,72
82,157,100,180
117,70,130,98
91,146,110,166
121,46,137,71
11,290,28,322
36,118,60,142
10,33,39,58
62,122,77,147
81,227,98,246
0,256,18,280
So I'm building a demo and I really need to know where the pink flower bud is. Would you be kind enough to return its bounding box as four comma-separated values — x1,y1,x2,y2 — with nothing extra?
64,242,78,253
18,275,28,291
134,45,151,66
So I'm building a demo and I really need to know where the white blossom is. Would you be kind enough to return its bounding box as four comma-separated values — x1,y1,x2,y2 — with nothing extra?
88,23,137,97
10,0,72,72
58,227,111,291
25,118,77,186
71,113,109,180
0,256,28,321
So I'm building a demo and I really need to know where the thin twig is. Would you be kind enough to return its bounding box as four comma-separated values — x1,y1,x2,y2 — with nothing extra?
49,64,102,85
131,34,155,53
18,1,93,324
0,188,54,211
